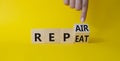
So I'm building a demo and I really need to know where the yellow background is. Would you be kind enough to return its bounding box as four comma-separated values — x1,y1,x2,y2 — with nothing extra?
0,0,120,61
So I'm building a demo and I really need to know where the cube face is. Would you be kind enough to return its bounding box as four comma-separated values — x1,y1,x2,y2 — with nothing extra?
75,33,89,43
43,29,61,43
31,24,90,43
60,29,75,43
74,24,89,33
32,29,48,43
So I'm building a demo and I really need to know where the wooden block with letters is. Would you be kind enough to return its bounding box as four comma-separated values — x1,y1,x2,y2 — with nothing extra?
31,24,90,43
